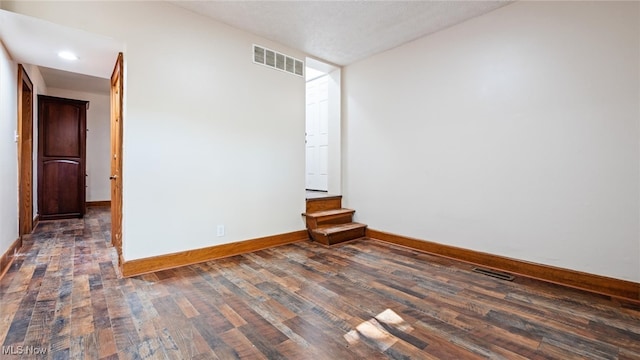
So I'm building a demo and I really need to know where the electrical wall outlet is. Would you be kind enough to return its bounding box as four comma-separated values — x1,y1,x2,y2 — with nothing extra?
216,225,225,237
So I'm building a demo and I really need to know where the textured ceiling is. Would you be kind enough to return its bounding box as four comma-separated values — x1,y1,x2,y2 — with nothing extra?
0,2,511,95
169,1,512,66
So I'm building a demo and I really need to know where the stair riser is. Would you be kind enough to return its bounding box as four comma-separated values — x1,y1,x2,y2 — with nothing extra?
306,198,342,213
311,227,366,246
306,214,354,229
309,231,324,244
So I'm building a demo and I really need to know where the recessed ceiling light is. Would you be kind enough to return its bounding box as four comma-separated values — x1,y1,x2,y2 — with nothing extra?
58,51,78,61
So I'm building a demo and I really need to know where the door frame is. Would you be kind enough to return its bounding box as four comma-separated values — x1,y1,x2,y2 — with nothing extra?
17,65,34,237
110,52,124,269
305,74,330,192
304,58,342,195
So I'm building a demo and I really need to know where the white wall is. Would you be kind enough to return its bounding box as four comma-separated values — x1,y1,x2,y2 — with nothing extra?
3,1,306,260
343,1,640,282
0,46,47,259
0,40,18,257
47,88,110,202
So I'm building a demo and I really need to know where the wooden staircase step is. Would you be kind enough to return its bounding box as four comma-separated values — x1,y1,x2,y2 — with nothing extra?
315,222,366,235
305,208,355,218
310,222,367,246
304,208,355,229
306,195,342,213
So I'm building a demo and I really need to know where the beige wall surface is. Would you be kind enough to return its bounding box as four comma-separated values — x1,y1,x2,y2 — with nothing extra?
343,1,640,282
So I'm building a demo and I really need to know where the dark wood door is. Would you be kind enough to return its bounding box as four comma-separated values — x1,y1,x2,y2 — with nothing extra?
38,95,88,220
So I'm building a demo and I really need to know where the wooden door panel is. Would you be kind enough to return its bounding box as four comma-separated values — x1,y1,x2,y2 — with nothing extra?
38,95,88,220
18,65,34,236
42,103,82,157
111,53,124,265
41,160,81,217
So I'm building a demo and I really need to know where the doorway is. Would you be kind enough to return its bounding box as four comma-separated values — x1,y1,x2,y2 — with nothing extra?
305,58,341,195
305,70,329,191
17,65,34,237
110,53,124,267
37,95,88,220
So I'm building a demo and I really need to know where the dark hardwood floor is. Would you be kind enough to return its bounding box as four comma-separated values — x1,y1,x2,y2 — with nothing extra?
1,207,639,359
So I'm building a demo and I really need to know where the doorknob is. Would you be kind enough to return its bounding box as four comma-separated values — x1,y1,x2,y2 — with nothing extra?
109,175,118,180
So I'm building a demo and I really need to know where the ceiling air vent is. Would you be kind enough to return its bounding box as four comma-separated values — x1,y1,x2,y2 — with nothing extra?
253,44,304,77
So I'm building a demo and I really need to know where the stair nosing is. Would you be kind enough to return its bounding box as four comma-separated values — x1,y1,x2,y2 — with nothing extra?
305,195,342,202
304,208,355,218
313,222,367,235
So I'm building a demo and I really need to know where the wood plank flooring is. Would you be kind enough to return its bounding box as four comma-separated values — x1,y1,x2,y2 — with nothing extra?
1,206,639,359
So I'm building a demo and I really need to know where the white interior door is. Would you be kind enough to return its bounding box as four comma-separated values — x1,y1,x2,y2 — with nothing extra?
306,75,329,191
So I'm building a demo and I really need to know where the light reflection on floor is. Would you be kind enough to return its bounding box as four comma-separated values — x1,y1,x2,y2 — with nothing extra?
344,308,412,351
